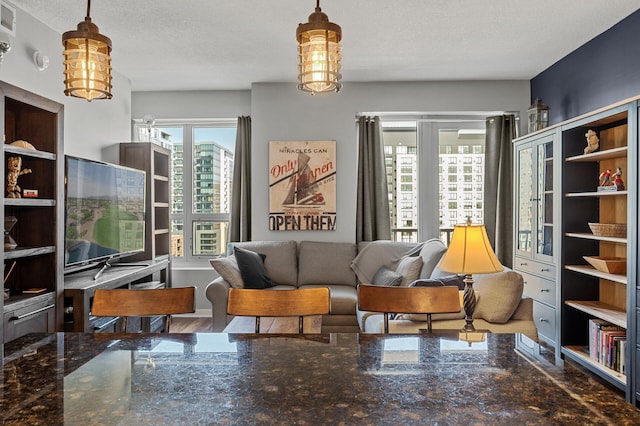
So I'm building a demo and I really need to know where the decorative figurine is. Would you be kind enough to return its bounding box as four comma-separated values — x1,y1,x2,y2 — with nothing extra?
6,156,32,198
599,169,611,186
611,167,625,190
584,129,599,154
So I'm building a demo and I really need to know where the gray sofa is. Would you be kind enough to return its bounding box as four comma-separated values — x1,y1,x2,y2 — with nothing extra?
205,239,538,341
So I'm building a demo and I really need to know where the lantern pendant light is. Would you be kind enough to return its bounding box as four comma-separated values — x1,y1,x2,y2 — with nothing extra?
62,0,112,101
296,0,342,94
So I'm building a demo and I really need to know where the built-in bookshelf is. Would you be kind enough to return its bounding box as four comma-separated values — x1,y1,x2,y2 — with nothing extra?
1,82,64,348
558,102,636,403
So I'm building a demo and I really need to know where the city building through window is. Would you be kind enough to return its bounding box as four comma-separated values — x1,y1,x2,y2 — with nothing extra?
381,119,486,245
134,121,236,263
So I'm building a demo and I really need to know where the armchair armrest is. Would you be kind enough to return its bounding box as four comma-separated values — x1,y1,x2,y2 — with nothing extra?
205,277,232,332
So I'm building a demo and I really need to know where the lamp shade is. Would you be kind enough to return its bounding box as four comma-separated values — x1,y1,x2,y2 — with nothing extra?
62,0,112,101
438,222,503,274
296,0,342,94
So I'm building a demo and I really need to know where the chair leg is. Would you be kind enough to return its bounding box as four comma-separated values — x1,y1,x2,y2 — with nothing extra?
298,316,304,333
384,313,389,334
165,315,172,333
426,313,432,333
122,316,128,333
255,316,261,333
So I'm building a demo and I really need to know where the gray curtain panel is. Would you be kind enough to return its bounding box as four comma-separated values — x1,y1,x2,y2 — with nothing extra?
229,116,251,243
484,114,516,267
356,116,391,243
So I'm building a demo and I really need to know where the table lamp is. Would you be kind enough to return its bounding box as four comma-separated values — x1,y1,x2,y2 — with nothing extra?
438,218,503,331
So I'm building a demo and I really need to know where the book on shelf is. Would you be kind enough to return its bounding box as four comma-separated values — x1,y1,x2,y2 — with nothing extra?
588,318,626,373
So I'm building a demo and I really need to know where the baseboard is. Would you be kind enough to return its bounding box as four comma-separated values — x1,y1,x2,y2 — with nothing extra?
175,308,210,318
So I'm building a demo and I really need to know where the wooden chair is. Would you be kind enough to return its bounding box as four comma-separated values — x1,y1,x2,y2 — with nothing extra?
227,288,330,333
357,284,461,333
91,287,196,332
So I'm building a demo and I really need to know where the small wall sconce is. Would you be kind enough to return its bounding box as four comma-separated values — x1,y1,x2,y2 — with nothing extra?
33,51,49,71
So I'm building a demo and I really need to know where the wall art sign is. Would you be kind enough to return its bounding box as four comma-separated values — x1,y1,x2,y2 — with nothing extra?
269,140,336,231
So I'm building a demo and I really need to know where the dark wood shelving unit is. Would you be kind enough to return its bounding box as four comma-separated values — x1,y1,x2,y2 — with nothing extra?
1,82,64,350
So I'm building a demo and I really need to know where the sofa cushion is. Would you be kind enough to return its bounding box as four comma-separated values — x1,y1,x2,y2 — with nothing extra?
298,241,357,286
234,247,275,289
230,241,298,285
300,284,357,315
351,240,422,284
372,266,402,286
473,270,524,324
418,238,448,279
209,256,244,289
395,288,466,322
396,256,423,287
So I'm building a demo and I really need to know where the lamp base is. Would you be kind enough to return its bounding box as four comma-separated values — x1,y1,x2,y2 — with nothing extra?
461,273,476,332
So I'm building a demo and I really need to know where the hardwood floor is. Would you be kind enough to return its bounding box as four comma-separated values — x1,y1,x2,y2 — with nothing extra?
170,316,212,333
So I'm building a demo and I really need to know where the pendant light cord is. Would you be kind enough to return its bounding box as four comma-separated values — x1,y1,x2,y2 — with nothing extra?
86,0,91,19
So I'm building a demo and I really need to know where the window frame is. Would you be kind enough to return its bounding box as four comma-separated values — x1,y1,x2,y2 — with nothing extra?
133,118,237,266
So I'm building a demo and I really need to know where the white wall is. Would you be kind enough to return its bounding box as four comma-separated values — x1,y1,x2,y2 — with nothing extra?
251,81,529,241
0,7,131,161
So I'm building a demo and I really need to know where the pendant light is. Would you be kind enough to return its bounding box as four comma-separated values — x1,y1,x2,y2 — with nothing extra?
62,0,112,101
296,0,342,94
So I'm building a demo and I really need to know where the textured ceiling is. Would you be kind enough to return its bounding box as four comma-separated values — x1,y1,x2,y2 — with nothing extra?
10,0,640,91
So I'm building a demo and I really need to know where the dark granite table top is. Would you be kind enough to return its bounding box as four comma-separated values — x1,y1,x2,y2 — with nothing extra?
2,332,639,425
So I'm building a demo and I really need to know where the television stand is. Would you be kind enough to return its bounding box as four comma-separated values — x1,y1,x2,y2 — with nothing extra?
64,258,170,332
93,258,148,280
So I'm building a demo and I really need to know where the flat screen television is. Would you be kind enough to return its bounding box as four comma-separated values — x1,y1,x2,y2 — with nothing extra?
64,155,146,272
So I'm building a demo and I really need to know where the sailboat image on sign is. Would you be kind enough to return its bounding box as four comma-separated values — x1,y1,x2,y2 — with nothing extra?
269,141,336,231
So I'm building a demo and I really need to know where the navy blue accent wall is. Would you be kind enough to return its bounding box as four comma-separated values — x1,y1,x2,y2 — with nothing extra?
531,10,640,125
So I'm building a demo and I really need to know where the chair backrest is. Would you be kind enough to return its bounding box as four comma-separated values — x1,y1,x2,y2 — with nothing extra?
227,288,330,333
357,284,460,333
92,287,196,332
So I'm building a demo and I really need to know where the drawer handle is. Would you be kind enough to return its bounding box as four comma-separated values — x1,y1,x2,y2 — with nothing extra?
540,268,550,272
539,318,549,323
520,262,528,266
540,289,550,293
9,304,55,321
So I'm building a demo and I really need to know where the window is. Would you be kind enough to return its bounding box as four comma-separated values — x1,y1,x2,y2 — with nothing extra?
135,120,236,263
381,119,487,244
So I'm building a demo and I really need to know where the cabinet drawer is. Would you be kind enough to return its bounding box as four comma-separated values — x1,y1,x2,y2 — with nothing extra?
4,298,56,343
514,257,555,280
533,301,556,344
520,271,555,306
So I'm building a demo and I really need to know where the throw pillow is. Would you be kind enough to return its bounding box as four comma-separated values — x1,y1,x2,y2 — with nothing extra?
233,247,275,289
372,266,403,286
410,274,465,290
209,256,244,289
395,256,423,287
418,238,448,279
473,271,524,323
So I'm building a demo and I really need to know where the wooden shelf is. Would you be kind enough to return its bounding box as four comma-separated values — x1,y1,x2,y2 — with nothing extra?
564,232,626,244
4,246,55,260
565,300,626,328
565,190,627,197
3,198,56,207
3,145,56,160
564,265,626,284
565,146,628,162
562,346,626,388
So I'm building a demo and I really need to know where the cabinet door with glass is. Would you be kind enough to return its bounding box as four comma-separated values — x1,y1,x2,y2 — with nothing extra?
514,130,556,263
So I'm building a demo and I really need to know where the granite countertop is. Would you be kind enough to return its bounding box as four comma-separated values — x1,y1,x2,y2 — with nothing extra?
2,332,640,425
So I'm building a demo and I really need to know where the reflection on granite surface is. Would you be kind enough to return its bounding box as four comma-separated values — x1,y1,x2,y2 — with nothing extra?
2,332,640,425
